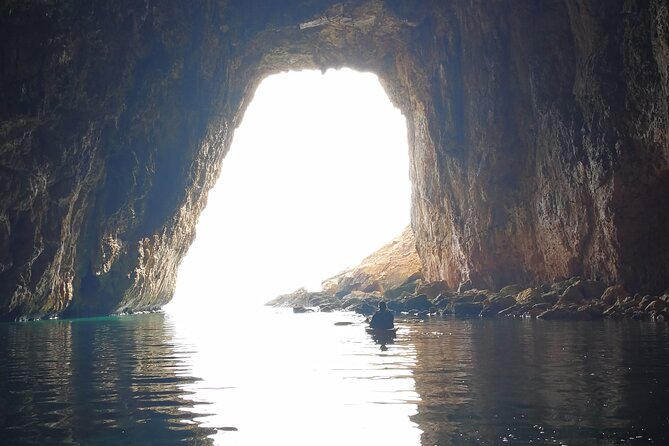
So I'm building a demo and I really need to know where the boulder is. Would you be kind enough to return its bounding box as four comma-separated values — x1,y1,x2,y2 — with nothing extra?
319,304,340,312
645,300,667,313
480,307,498,318
515,287,541,304
453,302,483,316
551,277,582,295
638,295,654,309
654,311,668,322
485,294,517,309
540,291,560,304
499,284,526,296
498,304,523,316
604,305,624,319
525,302,552,318
351,302,376,316
293,306,313,313
472,293,488,303
480,294,517,317
383,281,420,301
631,311,649,320
580,280,607,300
537,307,572,320
402,294,431,312
386,300,406,312
433,293,454,308
559,283,584,304
457,280,475,293
537,306,591,320
577,303,604,319
600,285,628,305
621,295,640,309
415,281,451,300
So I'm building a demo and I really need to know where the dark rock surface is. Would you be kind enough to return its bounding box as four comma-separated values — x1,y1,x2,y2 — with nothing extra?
1,1,668,319
270,275,669,323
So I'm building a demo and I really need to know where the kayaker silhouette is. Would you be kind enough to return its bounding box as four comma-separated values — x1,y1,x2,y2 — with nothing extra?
369,301,394,329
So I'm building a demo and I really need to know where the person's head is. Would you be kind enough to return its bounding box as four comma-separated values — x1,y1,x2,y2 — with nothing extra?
378,301,387,311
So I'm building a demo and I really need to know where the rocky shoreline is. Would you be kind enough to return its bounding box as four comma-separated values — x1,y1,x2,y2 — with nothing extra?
268,228,669,323
267,277,669,322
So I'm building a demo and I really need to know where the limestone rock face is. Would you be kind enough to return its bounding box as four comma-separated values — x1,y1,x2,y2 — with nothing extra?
403,0,669,293
1,1,233,318
1,0,668,319
321,226,422,297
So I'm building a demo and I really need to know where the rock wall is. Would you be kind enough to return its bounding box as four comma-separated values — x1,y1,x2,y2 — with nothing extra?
1,0,667,320
406,0,669,293
321,226,422,297
0,1,236,318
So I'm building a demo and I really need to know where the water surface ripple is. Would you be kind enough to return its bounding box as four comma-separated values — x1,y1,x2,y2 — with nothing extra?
1,309,668,445
409,317,669,445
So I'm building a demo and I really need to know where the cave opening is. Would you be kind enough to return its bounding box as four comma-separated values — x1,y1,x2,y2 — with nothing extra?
168,68,410,311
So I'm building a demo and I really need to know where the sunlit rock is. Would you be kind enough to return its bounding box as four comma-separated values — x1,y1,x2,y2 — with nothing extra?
321,226,422,299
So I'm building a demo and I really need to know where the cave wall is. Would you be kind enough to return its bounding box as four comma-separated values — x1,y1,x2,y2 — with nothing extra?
408,0,669,293
1,0,667,320
0,0,236,318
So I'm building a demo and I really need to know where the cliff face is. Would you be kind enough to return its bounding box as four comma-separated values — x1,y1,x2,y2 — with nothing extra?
1,0,667,320
407,1,669,293
321,226,422,297
0,1,234,318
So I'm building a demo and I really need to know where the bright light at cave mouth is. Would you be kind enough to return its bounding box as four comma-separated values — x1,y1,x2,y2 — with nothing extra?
168,68,410,311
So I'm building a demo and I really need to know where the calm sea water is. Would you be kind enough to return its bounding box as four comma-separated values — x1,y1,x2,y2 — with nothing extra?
1,308,668,445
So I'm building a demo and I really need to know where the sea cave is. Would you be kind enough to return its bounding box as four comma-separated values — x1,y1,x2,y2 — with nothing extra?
1,0,667,320
3,2,669,445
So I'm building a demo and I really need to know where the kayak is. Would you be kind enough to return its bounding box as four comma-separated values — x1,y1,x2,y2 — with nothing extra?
365,327,398,336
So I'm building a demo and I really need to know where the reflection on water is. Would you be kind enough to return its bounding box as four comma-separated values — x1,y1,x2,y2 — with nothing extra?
1,309,668,445
410,318,669,445
0,309,421,445
0,314,216,445
168,308,421,445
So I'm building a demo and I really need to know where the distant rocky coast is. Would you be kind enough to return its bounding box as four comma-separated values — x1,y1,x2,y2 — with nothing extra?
267,278,669,322
267,228,669,322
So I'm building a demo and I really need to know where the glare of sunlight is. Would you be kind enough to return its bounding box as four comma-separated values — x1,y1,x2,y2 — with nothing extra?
168,68,410,312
